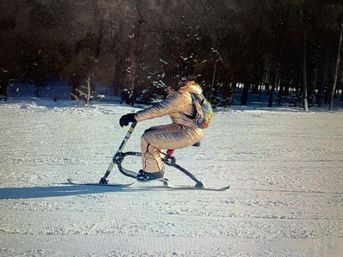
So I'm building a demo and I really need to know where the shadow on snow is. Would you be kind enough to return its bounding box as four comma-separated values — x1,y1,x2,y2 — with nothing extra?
0,184,162,200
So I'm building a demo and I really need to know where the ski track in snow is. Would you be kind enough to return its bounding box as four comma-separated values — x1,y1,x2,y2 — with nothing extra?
1,100,343,257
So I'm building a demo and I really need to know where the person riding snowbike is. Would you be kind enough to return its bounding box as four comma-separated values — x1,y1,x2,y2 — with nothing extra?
119,79,205,181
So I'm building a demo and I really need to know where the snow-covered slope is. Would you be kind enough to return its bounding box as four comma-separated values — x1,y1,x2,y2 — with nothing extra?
1,99,342,257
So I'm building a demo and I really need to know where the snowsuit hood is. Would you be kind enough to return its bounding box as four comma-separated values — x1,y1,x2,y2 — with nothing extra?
178,81,203,95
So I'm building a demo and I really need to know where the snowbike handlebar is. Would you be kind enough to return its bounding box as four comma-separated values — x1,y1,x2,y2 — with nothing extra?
117,121,137,151
99,122,137,183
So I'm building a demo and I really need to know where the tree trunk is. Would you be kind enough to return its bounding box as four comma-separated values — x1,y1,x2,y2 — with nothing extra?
86,72,91,104
268,66,280,107
303,32,309,111
268,85,274,107
285,80,290,96
114,58,125,95
210,50,219,101
329,19,343,111
258,84,262,102
318,51,330,107
241,82,249,105
312,68,318,106
0,70,9,100
278,79,282,106
70,73,81,100
124,17,144,97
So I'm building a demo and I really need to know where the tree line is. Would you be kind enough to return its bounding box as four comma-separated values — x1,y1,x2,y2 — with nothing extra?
0,0,342,110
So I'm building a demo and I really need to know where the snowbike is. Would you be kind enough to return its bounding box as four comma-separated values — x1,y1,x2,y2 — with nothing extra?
69,122,229,191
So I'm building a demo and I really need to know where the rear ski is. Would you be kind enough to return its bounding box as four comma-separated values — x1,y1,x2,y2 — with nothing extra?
67,179,133,187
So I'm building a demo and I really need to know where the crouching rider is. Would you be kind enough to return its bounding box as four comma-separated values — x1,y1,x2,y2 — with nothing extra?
119,79,206,182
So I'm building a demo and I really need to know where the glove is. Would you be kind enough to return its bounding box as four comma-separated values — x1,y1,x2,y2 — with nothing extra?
119,113,136,127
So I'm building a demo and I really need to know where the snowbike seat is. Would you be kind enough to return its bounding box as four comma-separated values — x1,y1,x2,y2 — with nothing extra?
166,142,200,156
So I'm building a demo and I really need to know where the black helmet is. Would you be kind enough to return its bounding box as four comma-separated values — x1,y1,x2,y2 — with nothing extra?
172,74,199,90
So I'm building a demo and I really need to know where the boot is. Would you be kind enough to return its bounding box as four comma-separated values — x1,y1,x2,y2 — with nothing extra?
136,170,164,182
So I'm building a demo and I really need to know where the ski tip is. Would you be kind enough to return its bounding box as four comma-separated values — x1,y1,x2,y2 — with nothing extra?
218,185,230,191
200,185,230,191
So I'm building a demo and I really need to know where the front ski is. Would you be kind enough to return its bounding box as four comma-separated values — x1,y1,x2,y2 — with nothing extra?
163,184,230,191
158,178,230,191
138,178,229,191
67,179,134,187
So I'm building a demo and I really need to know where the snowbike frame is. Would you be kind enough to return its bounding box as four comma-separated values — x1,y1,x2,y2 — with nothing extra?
99,121,205,188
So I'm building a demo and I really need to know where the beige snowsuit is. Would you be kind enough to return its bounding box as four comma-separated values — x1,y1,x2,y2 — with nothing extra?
134,81,204,173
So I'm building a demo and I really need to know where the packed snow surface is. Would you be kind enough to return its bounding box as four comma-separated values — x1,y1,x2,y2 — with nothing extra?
1,99,343,257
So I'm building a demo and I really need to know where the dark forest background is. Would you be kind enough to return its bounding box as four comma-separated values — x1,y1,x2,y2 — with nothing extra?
0,0,342,110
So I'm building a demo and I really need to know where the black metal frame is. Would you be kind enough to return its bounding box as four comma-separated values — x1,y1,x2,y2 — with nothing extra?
99,122,204,188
